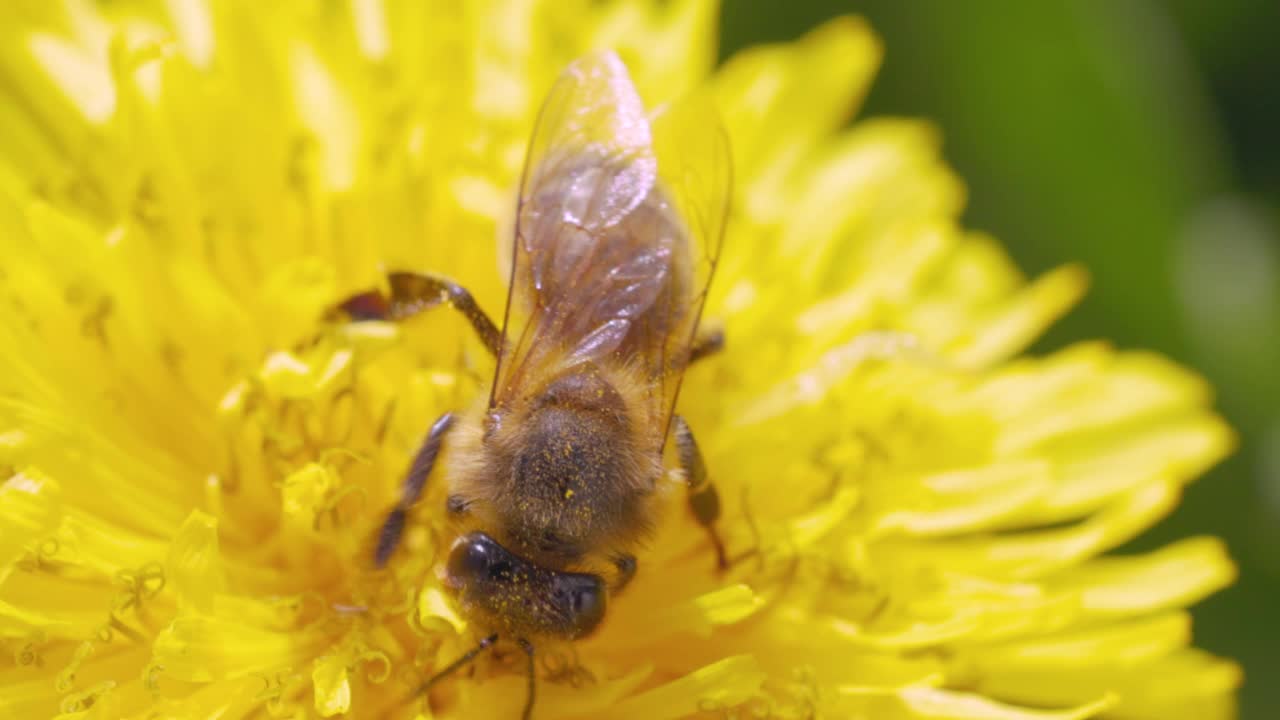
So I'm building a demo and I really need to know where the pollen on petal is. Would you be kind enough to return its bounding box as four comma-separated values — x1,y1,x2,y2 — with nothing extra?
312,651,353,717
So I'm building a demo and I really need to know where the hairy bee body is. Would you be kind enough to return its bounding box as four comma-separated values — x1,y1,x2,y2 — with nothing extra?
448,361,663,573
425,50,730,645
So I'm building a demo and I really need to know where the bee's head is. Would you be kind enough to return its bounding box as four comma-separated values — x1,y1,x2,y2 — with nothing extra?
444,531,607,639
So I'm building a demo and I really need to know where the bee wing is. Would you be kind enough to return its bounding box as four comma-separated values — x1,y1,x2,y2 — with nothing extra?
645,91,731,438
491,51,656,405
492,52,730,444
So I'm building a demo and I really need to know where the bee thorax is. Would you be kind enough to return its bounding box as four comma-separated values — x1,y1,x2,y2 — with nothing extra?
466,366,658,568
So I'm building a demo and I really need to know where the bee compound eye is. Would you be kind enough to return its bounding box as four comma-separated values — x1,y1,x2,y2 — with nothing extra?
557,574,606,637
573,584,602,616
446,532,494,584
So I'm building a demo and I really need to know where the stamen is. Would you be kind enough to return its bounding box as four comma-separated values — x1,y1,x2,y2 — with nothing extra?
374,397,397,446
356,648,393,683
58,680,116,714
107,616,147,644
325,386,358,446
143,663,164,695
38,536,61,560
14,635,45,666
55,640,96,693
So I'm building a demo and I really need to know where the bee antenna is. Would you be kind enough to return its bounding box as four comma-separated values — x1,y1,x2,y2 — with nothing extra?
409,633,499,702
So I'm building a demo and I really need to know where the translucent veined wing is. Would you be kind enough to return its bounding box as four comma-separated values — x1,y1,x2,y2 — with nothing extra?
492,51,730,447
646,89,732,439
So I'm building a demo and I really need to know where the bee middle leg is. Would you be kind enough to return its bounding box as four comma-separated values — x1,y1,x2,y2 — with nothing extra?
375,411,456,566
673,415,727,570
688,327,724,365
328,271,501,356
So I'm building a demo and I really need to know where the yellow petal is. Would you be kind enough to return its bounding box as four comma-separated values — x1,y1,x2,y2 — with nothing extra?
970,647,1240,717
1028,416,1234,523
879,480,1181,579
257,256,337,346
0,469,62,579
0,597,79,637
259,348,353,399
890,686,1112,720
607,655,766,720
714,16,882,223
990,349,1216,455
871,461,1051,537
781,121,962,287
291,42,361,192
949,265,1089,368
1046,537,1236,616
164,0,215,67
27,32,116,123
962,612,1193,673
152,615,333,682
608,585,763,647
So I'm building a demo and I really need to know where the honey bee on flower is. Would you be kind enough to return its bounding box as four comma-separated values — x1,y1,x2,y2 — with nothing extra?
327,50,730,717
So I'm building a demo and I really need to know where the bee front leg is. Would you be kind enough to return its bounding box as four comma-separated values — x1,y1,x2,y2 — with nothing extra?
673,415,727,570
611,553,637,592
328,272,501,356
375,411,456,566
518,638,537,720
411,632,498,703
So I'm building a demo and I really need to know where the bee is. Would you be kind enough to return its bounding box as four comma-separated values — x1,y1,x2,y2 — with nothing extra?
329,51,730,718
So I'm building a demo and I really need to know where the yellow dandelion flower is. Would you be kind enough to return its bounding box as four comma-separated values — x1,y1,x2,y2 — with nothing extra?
0,1,1241,719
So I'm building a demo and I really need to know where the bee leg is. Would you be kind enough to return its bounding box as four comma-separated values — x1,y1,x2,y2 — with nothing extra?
688,327,725,365
518,638,537,720
612,553,638,592
445,493,471,517
374,411,457,567
329,271,501,356
673,415,728,570
411,632,498,702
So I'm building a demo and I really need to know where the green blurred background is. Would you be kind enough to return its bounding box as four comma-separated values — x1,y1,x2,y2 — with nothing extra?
722,1,1279,717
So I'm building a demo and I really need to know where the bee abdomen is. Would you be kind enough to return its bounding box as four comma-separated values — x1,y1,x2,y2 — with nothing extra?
499,367,655,565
